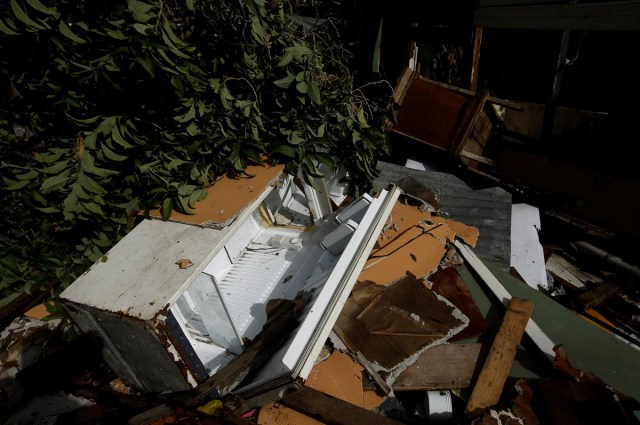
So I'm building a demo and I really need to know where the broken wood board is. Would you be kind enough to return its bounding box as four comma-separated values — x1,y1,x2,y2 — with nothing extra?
570,282,625,313
510,203,549,290
150,163,285,228
429,267,488,341
358,201,478,285
465,297,534,416
393,75,474,151
334,274,469,386
392,343,483,391
546,252,602,291
258,351,384,425
455,244,640,402
281,387,401,425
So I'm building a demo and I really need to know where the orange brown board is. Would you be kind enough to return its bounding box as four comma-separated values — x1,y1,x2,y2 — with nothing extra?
258,351,384,425
358,202,479,286
149,163,285,226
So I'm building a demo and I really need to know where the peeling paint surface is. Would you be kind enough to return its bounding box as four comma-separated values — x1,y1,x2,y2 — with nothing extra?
150,164,285,227
358,202,479,285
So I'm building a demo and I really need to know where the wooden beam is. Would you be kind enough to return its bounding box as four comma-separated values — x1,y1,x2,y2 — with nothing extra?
356,351,392,395
460,150,496,166
418,77,523,111
470,27,483,92
465,297,534,416
282,387,402,425
452,91,490,155
393,344,483,391
474,1,640,31
571,282,625,313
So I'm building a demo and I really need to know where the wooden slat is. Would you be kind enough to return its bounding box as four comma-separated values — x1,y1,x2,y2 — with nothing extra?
465,297,534,416
393,344,483,391
356,351,392,395
282,387,402,425
571,282,624,313
474,1,640,31
470,27,483,92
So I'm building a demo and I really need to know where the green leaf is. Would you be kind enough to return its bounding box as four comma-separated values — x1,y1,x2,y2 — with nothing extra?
111,123,134,148
80,152,119,177
161,197,173,220
133,23,151,35
77,171,107,194
357,109,370,128
96,116,116,135
175,103,196,123
39,161,69,174
25,0,59,17
136,54,154,77
83,201,104,215
186,122,199,136
162,19,187,47
168,158,187,170
271,144,296,158
308,82,321,105
277,49,294,67
35,206,60,213
296,81,308,94
5,179,30,190
16,170,39,180
176,195,194,214
106,30,127,40
58,21,86,44
11,0,45,30
138,160,160,173
101,143,128,161
128,0,154,14
274,74,295,89
72,183,91,200
0,18,19,35
317,123,326,138
289,131,304,145
40,170,71,193
69,115,102,125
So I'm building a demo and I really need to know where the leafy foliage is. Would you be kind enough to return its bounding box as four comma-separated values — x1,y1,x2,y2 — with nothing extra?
0,0,394,297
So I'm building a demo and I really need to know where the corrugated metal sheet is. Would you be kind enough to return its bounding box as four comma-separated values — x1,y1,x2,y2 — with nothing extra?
373,161,512,269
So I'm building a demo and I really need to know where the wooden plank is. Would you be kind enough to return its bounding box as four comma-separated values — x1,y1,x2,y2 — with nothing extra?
452,91,490,155
393,67,416,105
571,282,625,313
393,344,483,391
460,150,496,166
414,77,523,111
393,77,472,151
474,1,640,30
282,387,402,425
465,297,534,416
470,27,483,92
545,253,601,291
356,351,392,395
